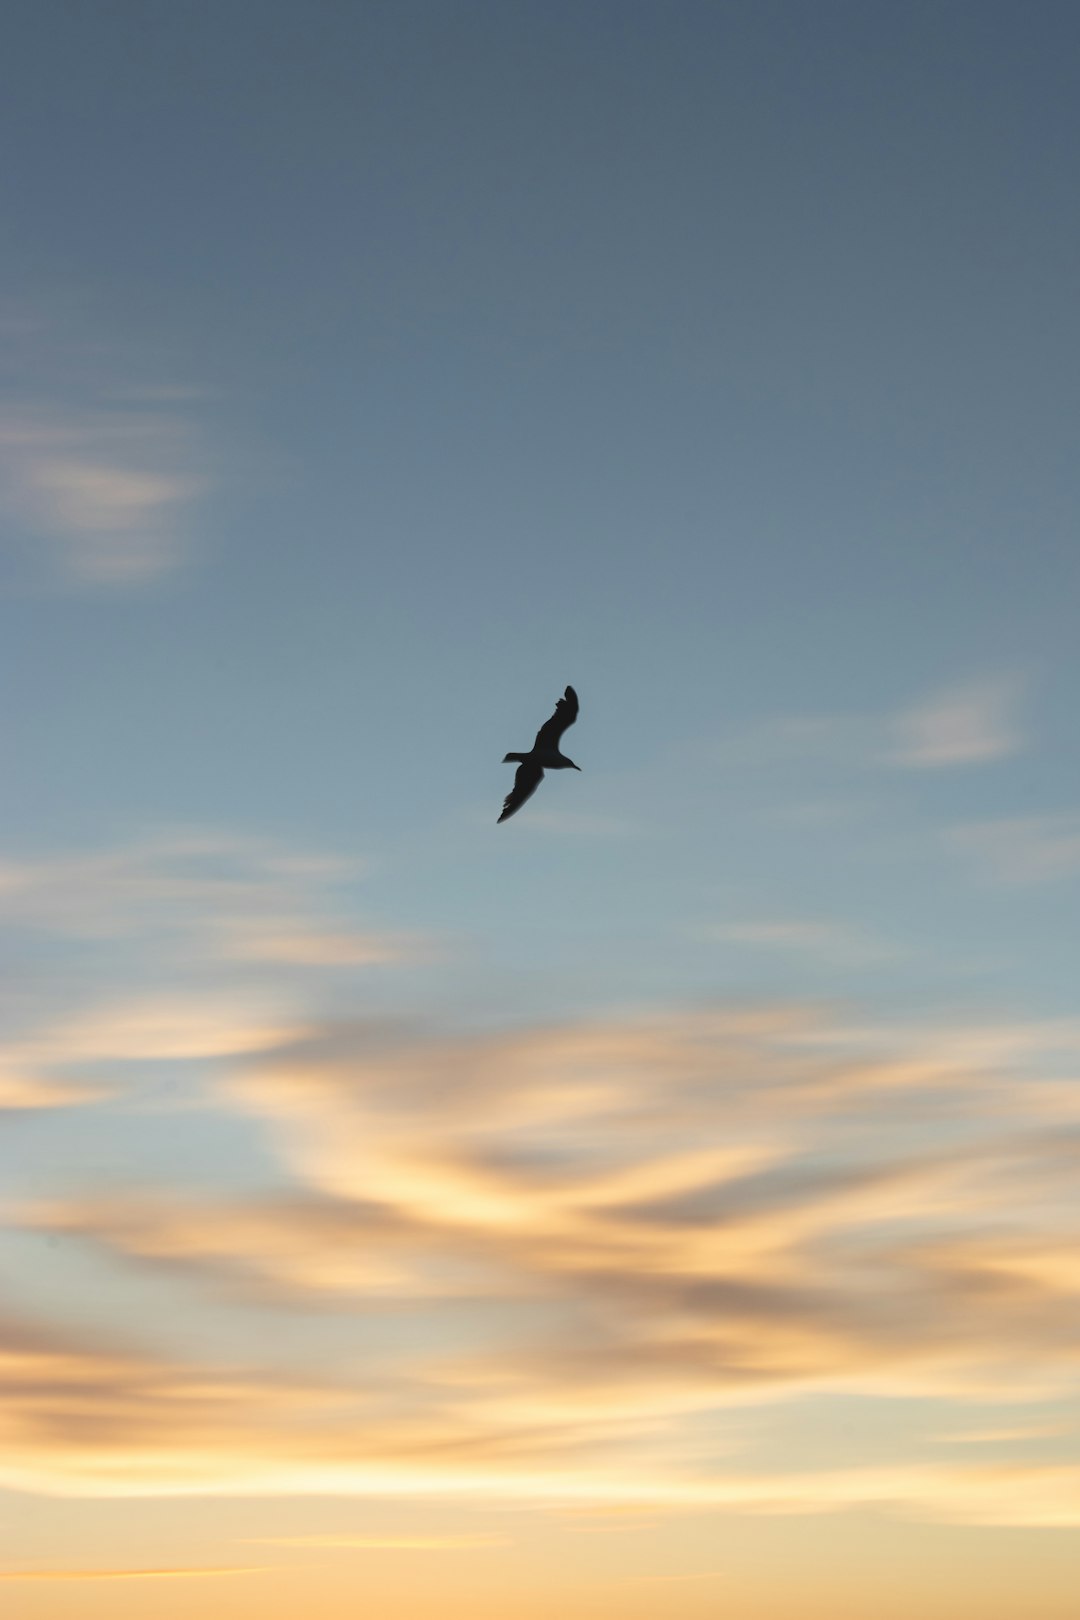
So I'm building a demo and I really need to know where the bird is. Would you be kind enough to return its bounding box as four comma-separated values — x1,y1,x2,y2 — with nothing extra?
498,685,581,822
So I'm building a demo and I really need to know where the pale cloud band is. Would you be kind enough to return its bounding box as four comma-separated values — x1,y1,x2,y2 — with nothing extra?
6,1001,1080,1526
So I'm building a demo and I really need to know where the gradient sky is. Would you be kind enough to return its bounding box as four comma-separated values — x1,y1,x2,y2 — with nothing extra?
3,3,1080,1616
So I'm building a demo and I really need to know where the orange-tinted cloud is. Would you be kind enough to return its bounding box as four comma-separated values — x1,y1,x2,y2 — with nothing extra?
7,1003,1080,1524
0,1068,107,1111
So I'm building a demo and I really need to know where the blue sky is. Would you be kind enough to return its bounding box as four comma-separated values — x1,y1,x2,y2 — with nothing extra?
2,3,1080,1612
2,2,1078,1023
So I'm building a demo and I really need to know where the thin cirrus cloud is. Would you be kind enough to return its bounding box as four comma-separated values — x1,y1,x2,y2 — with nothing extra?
0,405,208,585
0,991,308,1120
948,814,1080,884
19,993,303,1065
748,675,1025,773
0,1067,108,1112
0,830,414,969
0,830,420,1107
0,306,219,586
887,676,1024,768
11,1003,1080,1524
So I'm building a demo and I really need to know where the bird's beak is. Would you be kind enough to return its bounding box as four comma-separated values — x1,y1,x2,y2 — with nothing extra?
572,763,582,770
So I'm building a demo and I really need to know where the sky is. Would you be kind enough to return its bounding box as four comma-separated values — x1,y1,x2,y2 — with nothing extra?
2,1,1080,1614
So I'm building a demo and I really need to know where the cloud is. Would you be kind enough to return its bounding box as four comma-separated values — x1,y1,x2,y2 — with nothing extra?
6,1001,1080,1522
949,815,1080,883
0,407,207,585
26,1191,421,1300
23,995,302,1065
0,1067,108,1111
18,1009,1080,1429
745,674,1024,774
3,1294,1080,1525
0,1301,678,1499
889,677,1023,768
0,831,421,1106
0,311,218,586
0,830,415,970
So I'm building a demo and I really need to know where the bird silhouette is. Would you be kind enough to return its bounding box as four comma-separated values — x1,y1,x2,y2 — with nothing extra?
498,685,581,823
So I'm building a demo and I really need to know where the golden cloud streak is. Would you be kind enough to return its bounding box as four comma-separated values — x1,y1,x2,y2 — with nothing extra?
5,1001,1080,1523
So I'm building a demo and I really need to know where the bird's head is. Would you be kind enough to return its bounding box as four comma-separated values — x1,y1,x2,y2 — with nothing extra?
565,758,581,771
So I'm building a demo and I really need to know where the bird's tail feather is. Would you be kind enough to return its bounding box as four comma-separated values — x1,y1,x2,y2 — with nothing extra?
503,752,527,763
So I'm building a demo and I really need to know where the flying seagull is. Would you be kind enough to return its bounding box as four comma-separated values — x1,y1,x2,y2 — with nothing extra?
498,685,581,823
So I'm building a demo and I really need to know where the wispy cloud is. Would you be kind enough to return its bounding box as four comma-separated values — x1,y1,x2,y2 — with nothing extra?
3,1293,1080,1525
746,674,1025,774
0,404,208,586
8,1002,1080,1522
25,994,302,1064
949,815,1080,883
888,677,1023,768
0,306,221,586
0,830,414,968
0,830,422,1105
0,1067,108,1111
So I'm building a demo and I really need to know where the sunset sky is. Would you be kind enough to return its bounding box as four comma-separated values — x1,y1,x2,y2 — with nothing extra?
3,3,1080,1616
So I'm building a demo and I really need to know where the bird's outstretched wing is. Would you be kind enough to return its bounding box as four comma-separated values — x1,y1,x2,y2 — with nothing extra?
498,761,544,823
534,685,579,751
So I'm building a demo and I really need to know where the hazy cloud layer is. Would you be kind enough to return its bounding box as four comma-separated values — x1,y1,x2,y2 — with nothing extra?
3,1296,1080,1526
9,1002,1080,1523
